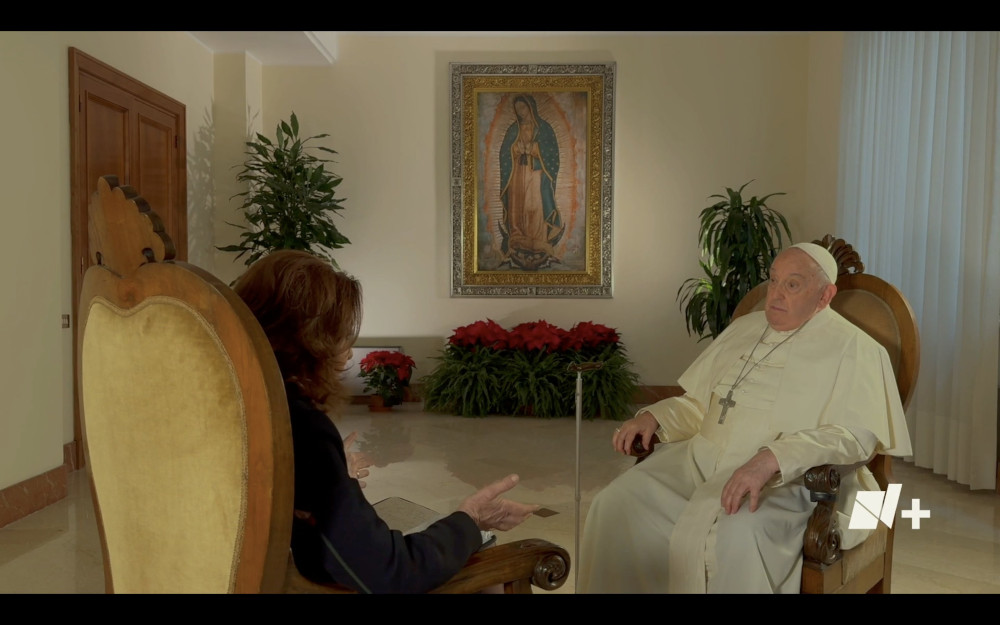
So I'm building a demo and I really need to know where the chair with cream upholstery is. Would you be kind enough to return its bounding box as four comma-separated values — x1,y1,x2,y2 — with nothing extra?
78,175,570,594
631,235,919,594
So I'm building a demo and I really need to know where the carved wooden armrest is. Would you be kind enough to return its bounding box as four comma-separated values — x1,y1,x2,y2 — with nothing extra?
630,434,661,463
430,538,570,594
285,538,570,594
802,464,843,565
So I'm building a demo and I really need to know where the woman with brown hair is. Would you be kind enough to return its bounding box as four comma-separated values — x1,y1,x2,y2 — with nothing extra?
233,249,538,593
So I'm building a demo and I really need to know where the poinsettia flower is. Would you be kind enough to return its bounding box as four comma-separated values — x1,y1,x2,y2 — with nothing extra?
569,321,621,349
360,350,415,368
508,320,566,352
359,351,415,381
561,330,585,351
358,350,416,404
448,318,509,349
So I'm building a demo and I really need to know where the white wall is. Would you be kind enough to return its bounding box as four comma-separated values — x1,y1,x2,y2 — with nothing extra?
0,32,66,489
249,32,841,387
0,31,215,491
0,30,843,493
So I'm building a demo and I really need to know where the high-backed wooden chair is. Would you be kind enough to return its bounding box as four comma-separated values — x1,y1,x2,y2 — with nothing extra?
78,175,570,594
631,235,919,594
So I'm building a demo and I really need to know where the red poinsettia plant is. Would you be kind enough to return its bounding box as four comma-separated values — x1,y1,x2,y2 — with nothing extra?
423,318,639,419
358,350,416,407
444,318,621,353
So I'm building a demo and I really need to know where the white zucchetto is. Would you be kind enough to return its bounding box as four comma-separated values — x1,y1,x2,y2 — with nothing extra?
789,242,838,284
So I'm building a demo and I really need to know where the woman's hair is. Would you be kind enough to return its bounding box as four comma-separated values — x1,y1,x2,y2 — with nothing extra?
233,249,363,412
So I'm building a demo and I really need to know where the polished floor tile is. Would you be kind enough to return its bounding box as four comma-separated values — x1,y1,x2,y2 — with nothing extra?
1,402,998,594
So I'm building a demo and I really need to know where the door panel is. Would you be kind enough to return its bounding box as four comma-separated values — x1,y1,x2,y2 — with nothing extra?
136,102,182,245
82,80,129,202
69,47,186,467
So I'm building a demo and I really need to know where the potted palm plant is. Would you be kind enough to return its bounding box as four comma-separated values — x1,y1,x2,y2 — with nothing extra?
218,111,351,268
676,180,792,341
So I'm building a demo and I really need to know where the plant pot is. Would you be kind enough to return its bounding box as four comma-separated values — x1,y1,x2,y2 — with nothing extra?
368,396,394,412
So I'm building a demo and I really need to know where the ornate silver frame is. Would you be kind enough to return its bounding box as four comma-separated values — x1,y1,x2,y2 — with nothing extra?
450,62,616,297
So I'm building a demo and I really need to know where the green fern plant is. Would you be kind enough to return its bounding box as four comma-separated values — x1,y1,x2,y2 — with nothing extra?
501,350,572,418
568,344,641,421
218,111,350,267
420,345,506,418
677,180,791,341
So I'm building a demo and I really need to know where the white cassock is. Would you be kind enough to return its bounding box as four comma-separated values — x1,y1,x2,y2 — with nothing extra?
577,306,912,594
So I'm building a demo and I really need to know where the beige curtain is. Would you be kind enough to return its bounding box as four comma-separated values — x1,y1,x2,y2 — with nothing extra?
837,31,999,490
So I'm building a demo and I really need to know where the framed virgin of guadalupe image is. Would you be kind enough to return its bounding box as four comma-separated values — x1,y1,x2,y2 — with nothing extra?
450,62,616,297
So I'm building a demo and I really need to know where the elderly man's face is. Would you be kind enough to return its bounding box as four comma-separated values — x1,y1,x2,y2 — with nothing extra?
764,249,828,331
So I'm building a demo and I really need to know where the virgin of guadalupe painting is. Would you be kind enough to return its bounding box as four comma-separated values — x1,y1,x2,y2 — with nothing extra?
478,91,586,273
450,62,615,298
496,94,566,271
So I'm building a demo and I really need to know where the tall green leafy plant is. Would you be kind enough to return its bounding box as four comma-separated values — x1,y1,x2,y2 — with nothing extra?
218,111,350,267
567,344,641,421
420,344,507,417
677,180,792,341
502,349,573,418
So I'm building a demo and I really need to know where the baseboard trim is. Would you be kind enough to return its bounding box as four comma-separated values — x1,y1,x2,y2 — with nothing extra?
350,385,685,408
0,459,70,530
64,440,82,472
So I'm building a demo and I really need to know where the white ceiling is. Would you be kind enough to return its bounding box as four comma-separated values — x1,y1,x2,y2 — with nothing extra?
186,31,647,66
187,31,337,66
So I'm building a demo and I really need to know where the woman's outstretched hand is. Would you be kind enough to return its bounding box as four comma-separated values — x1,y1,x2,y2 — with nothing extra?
457,474,540,531
343,431,373,489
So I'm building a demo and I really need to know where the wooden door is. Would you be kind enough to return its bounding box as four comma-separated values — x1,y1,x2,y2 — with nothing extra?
69,47,187,468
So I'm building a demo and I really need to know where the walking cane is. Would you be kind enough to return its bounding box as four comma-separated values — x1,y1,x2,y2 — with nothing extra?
567,361,603,592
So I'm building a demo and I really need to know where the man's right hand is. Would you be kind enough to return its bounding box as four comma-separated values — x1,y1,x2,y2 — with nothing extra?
612,411,659,456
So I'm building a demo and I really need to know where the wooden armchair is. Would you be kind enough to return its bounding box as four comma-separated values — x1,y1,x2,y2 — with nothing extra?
631,235,919,594
78,175,569,594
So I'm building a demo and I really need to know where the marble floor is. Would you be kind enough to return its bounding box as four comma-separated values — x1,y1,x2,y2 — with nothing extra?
1,401,998,595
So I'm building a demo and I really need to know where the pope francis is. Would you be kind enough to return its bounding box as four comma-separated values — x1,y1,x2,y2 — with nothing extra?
576,242,913,593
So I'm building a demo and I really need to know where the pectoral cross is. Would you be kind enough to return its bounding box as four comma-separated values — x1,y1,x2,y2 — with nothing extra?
718,390,736,424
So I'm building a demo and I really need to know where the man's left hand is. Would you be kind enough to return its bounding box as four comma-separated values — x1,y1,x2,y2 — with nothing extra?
720,449,779,514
